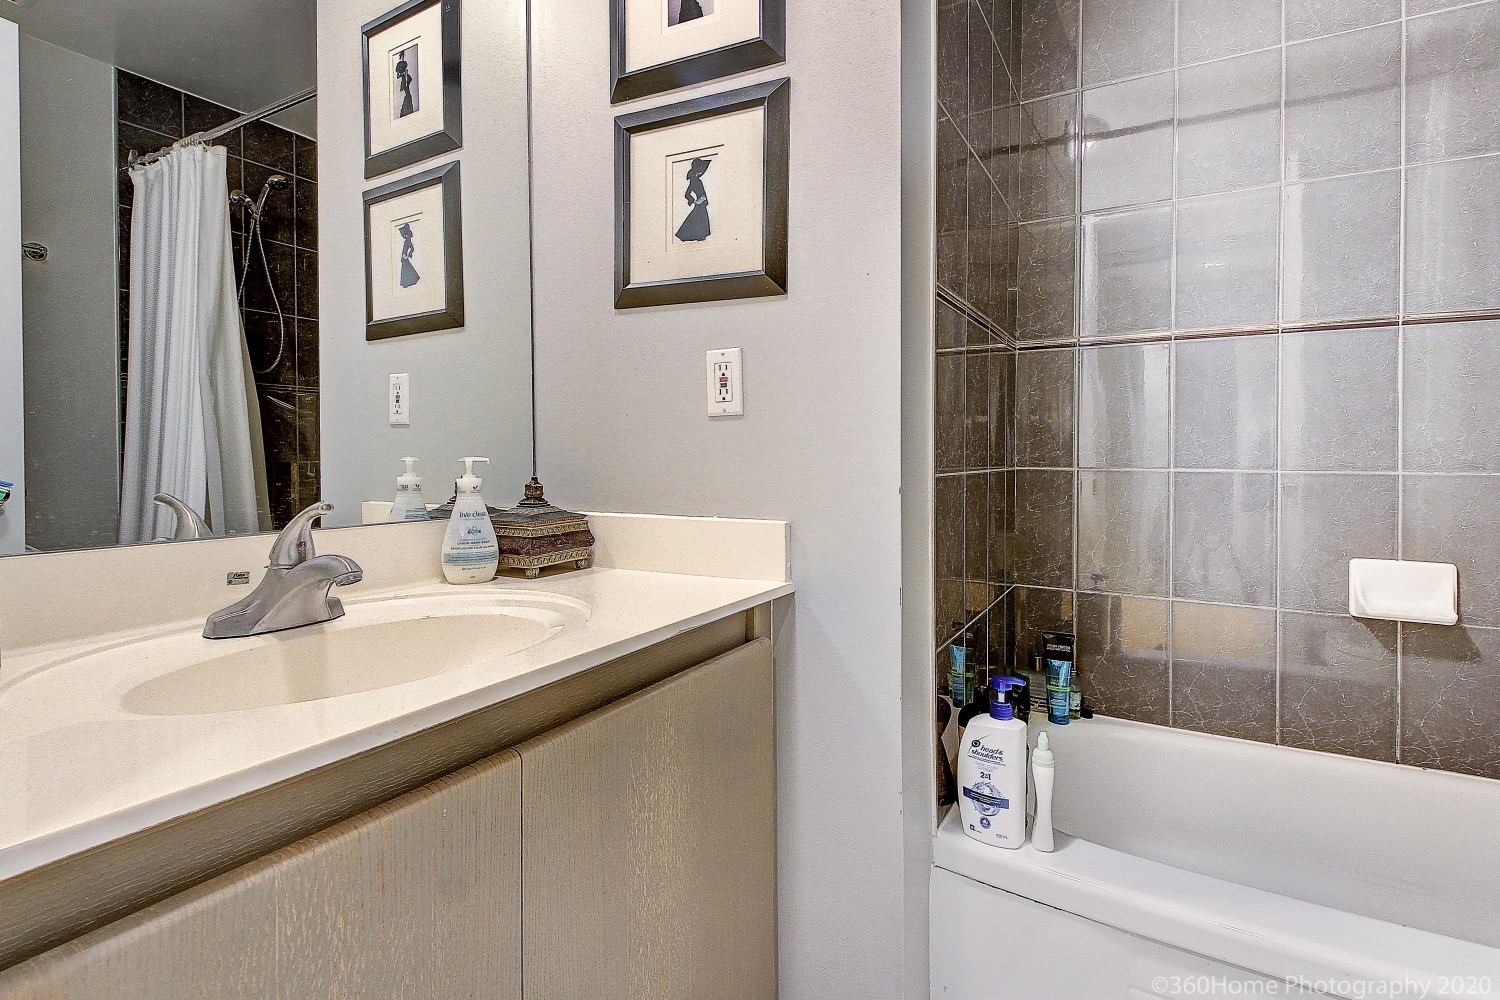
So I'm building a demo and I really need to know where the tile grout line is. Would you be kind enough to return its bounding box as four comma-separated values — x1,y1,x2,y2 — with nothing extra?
1167,0,1183,729
1031,0,1486,102
1071,0,1084,662
1273,0,1290,748
963,0,1479,107
1395,0,1410,764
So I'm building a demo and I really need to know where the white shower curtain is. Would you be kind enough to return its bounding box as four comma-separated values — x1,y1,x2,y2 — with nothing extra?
119,143,269,544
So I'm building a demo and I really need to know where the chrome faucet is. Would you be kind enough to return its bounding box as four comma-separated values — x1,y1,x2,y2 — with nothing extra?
153,493,212,541
203,501,364,639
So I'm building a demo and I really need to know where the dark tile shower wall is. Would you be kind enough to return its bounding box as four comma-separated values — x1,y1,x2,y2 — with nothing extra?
935,0,1020,712
1000,0,1500,779
116,71,320,530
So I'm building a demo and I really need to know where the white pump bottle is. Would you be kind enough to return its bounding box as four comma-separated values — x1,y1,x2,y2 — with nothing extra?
441,457,500,584
956,677,1029,849
1030,731,1055,853
388,457,431,522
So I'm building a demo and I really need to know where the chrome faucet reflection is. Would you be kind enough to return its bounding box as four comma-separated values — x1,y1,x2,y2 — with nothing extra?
203,502,364,639
153,493,211,541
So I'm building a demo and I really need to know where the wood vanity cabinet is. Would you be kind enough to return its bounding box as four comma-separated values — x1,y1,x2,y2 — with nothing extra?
0,639,775,1000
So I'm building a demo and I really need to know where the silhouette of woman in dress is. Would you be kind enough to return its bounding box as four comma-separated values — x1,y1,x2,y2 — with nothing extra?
674,158,712,243
398,223,420,287
395,54,416,118
677,0,705,22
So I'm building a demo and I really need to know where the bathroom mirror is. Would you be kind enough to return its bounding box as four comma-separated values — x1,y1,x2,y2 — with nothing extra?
0,0,535,556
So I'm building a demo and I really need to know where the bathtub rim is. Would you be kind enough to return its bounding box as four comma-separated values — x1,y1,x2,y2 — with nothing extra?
933,808,1500,999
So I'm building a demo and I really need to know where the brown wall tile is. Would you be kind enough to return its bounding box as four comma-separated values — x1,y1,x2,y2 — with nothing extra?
1171,602,1277,741
1076,592,1169,724
1011,469,1075,587
1279,613,1398,761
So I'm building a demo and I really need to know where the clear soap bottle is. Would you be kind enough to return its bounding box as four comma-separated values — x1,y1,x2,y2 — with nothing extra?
388,457,431,522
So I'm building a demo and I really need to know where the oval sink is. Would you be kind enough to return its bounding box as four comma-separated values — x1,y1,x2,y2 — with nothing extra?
115,595,565,716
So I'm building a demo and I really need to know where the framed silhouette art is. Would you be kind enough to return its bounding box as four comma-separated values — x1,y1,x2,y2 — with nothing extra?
614,79,790,309
362,0,463,178
610,0,785,104
364,162,465,340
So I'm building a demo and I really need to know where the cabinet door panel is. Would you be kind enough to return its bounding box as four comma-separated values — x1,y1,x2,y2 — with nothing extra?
0,749,522,1000
272,748,522,999
519,639,776,1000
0,863,278,999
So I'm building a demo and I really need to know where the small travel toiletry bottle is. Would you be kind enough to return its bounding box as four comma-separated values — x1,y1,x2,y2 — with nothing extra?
957,677,1028,850
388,457,431,522
441,457,500,584
1041,631,1074,726
948,629,974,708
1030,732,1055,853
1025,657,1050,716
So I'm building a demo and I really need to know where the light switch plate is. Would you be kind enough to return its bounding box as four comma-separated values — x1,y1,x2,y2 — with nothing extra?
389,373,411,426
707,349,744,417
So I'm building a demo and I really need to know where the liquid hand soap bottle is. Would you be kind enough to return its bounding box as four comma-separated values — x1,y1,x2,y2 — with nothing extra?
441,457,500,584
956,676,1028,849
388,457,431,522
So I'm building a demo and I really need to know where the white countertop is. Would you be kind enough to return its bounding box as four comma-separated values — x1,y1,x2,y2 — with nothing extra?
0,514,791,883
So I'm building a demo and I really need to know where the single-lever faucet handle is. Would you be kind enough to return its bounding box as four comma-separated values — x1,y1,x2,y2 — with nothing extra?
268,501,335,569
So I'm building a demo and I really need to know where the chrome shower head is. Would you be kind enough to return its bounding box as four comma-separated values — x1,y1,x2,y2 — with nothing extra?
229,189,256,212
253,175,291,219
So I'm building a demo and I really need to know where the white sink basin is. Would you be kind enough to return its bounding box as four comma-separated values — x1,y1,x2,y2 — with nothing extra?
2,590,580,719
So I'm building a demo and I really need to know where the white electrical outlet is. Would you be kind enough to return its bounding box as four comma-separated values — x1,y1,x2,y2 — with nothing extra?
706,349,744,417
389,373,411,426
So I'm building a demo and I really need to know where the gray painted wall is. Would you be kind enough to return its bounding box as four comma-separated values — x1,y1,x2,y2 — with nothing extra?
317,0,534,525
19,35,120,552
0,20,25,556
529,3,910,997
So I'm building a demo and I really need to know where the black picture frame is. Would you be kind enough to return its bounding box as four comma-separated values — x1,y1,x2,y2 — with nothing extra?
610,0,786,104
364,161,466,341
362,0,463,179
615,79,789,309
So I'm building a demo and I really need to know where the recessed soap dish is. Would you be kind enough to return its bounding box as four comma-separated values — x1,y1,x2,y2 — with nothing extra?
1349,558,1458,626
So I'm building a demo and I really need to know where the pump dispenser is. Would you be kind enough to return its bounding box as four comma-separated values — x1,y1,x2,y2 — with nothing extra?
441,457,500,584
388,457,431,522
956,676,1029,849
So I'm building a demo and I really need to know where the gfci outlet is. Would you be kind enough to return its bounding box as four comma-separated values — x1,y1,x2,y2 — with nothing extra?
706,349,744,417
389,373,411,426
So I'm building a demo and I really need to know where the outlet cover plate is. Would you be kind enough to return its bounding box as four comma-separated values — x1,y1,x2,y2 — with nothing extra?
707,349,744,417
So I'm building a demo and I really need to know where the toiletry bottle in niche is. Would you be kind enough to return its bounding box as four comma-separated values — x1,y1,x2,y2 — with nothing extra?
936,698,957,808
441,458,500,584
1005,674,1030,722
1031,731,1055,853
1024,657,1050,717
956,673,991,745
1041,631,1074,726
948,629,974,708
957,676,1028,850
388,457,431,522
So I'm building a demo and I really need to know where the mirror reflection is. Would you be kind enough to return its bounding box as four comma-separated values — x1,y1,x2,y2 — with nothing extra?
0,0,534,556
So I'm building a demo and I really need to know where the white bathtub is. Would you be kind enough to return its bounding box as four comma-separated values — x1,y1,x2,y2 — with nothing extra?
932,718,1500,999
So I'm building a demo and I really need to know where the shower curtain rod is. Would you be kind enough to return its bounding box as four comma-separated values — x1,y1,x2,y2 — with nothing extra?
124,87,317,171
